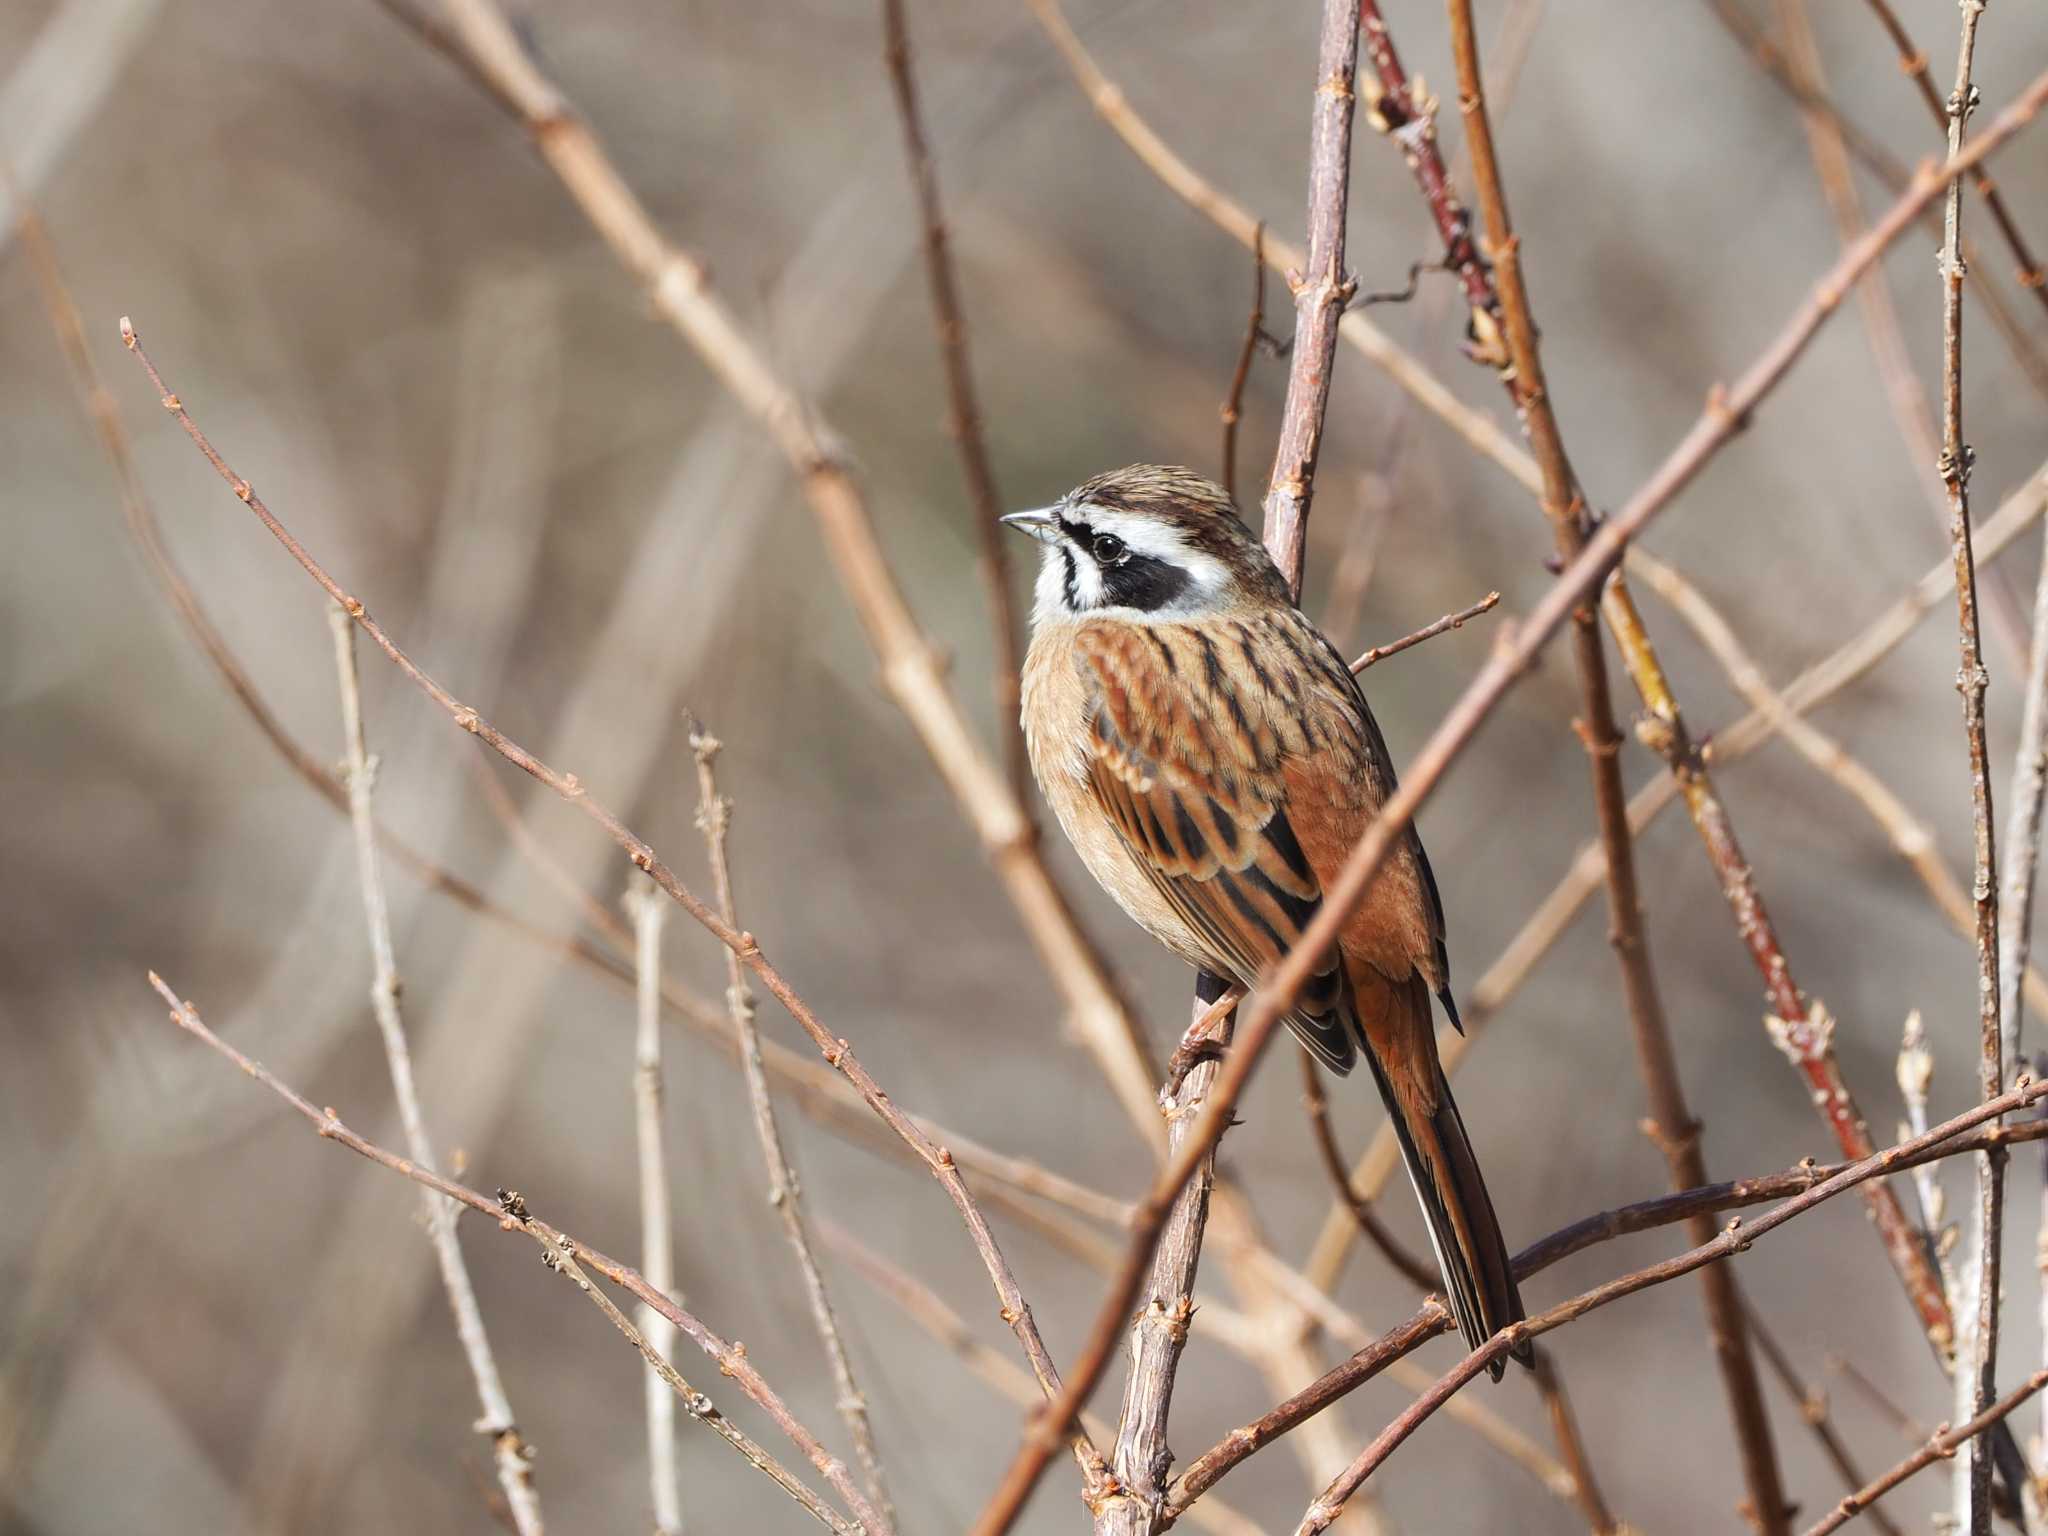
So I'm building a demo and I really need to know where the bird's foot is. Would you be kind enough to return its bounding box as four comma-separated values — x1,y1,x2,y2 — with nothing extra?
1162,986,1244,1099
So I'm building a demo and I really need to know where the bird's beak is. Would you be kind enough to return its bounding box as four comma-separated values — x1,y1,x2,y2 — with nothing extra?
1000,507,1060,545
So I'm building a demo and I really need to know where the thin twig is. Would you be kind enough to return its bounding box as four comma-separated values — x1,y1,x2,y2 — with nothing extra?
1348,591,1501,672
529,1228,852,1535
1304,466,2048,1300
1218,221,1264,503
402,0,1166,1148
820,1222,1268,1536
1291,1078,2048,1535
1022,0,1538,493
1937,7,2003,1530
968,78,2048,1531
144,977,872,1535
118,320,1107,1499
1998,514,2048,1077
1826,1356,1928,1447
1801,1369,2048,1536
1298,1054,1437,1291
1857,0,2048,311
689,721,895,1527
1169,1104,2048,1517
1442,0,1788,1522
879,0,1027,807
325,607,542,1536
1529,1348,1622,1536
624,875,683,1536
1699,0,2048,407
1628,545,2048,1020
1745,1305,1906,1536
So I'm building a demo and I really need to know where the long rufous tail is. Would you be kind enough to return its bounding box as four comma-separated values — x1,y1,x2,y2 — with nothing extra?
1356,980,1529,1379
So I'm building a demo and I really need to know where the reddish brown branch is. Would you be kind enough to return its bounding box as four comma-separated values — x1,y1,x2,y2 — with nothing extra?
1745,1306,1906,1536
880,0,1027,806
1218,222,1265,503
1530,1349,1621,1536
1441,0,1789,1522
1292,1077,2048,1533
1298,1053,1438,1291
1348,590,1501,673
1801,1369,2048,1536
1169,1090,2048,1519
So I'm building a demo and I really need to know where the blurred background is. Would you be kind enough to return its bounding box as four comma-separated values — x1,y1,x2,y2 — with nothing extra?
7,0,2048,1530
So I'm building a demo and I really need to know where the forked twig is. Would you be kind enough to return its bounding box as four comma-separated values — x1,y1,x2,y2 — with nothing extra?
1291,1079,2048,1534
119,318,1107,1499
144,977,872,1535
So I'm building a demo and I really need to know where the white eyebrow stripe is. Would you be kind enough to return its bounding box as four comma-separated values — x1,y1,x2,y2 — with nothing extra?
1066,504,1230,602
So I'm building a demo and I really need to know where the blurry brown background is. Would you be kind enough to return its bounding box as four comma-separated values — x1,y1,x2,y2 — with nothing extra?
7,0,2048,1530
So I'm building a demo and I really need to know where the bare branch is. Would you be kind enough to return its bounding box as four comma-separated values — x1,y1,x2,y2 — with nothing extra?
1293,1077,2048,1534
1745,1305,1906,1536
326,607,542,1535
1218,222,1265,503
144,976,875,1534
1935,9,2003,1529
879,0,1027,806
689,722,895,1526
117,319,1105,1498
1801,1369,2048,1536
623,876,683,1536
1348,591,1502,673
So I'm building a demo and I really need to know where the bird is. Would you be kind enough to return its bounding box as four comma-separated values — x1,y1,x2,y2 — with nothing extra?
1004,463,1528,1376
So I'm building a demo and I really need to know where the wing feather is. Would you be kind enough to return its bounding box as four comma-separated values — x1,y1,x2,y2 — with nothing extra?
1076,623,1356,1072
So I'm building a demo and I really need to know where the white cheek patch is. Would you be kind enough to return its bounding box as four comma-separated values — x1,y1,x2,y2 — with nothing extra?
1030,501,1233,620
1074,505,1230,618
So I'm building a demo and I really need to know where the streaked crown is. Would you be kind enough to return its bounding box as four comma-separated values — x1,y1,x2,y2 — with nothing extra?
1002,465,1288,624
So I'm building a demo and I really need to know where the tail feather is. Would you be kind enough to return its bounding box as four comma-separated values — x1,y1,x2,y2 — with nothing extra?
1360,1042,1529,1379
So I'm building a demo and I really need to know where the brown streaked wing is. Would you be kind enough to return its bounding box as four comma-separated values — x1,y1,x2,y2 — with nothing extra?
1078,623,1356,1073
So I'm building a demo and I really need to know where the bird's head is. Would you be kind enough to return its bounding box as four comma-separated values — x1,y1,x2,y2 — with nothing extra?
1000,464,1287,626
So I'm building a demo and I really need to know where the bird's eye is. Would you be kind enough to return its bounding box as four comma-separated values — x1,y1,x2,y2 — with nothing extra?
1092,532,1127,564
